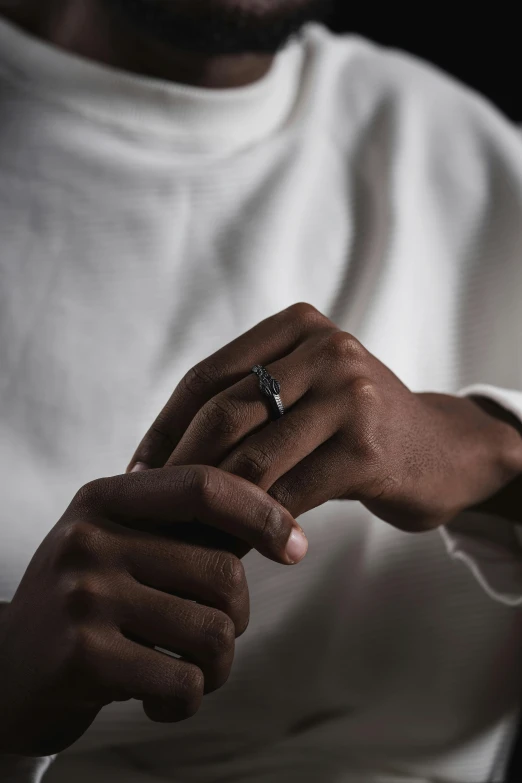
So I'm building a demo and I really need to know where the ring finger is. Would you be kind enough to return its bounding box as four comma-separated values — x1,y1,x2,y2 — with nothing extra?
216,389,343,492
119,531,250,635
165,328,339,471
126,304,336,472
118,577,236,694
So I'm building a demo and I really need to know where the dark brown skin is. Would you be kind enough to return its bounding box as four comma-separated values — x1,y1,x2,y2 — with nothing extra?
128,303,522,530
0,465,306,756
1,305,521,758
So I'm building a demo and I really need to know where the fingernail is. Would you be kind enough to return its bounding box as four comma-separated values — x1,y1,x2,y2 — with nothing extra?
285,526,308,564
131,462,149,473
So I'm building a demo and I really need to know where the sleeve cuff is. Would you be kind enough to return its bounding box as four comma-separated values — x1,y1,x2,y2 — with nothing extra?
438,384,522,607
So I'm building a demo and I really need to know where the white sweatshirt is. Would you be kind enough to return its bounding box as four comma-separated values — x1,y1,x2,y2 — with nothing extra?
1,14,522,783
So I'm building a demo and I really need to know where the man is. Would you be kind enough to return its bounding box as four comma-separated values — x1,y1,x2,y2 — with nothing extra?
1,1,522,781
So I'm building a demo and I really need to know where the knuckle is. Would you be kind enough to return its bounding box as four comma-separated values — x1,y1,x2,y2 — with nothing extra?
286,301,323,321
216,553,246,598
229,446,272,484
207,552,249,635
178,665,205,698
204,612,236,658
73,479,107,513
322,331,365,363
58,519,106,566
198,465,225,508
345,379,383,464
178,464,218,505
64,574,106,622
199,395,243,437
182,361,222,397
175,667,205,715
349,376,381,407
177,464,204,495
285,302,328,330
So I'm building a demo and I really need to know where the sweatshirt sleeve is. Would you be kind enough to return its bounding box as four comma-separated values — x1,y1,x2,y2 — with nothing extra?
438,384,522,607
0,755,56,782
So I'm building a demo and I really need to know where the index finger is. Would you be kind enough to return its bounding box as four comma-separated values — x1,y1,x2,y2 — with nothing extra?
78,464,308,566
126,303,333,472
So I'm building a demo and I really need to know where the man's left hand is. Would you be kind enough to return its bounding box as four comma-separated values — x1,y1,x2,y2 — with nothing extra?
127,303,522,532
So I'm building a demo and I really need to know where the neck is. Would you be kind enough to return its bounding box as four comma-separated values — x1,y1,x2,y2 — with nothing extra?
0,0,275,87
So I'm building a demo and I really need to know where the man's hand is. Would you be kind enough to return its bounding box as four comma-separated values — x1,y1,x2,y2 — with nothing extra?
0,465,305,757
127,303,522,532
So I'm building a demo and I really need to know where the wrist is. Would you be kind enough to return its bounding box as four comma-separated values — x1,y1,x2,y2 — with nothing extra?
417,393,522,516
462,396,522,523
467,395,522,481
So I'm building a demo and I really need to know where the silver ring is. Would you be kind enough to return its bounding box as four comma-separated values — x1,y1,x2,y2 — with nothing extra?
251,365,285,419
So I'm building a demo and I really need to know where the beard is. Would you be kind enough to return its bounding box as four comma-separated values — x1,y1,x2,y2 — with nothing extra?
101,0,335,55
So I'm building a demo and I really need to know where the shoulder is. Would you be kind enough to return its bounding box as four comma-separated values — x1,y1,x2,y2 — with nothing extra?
300,22,522,157
299,23,522,211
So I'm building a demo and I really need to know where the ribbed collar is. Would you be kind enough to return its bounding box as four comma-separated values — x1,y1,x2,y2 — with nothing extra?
0,14,307,154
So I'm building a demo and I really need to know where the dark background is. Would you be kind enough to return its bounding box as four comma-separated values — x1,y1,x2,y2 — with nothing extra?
326,8,520,123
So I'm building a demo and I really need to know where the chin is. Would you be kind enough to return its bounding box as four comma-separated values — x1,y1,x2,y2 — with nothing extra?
103,0,334,55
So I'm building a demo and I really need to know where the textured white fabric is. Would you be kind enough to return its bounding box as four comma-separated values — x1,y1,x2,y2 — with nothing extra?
440,385,522,607
1,13,522,783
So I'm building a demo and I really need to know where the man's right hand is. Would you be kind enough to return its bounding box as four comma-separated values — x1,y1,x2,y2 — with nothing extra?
0,465,307,757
